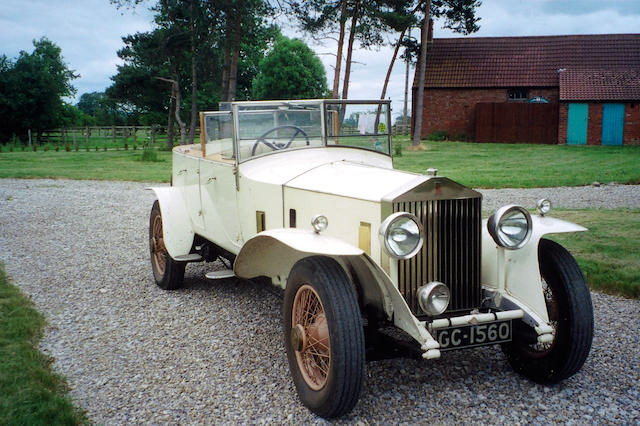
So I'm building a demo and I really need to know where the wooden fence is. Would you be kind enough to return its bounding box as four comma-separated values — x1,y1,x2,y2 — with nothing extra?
392,124,411,136
31,126,200,147
36,126,161,146
475,103,559,144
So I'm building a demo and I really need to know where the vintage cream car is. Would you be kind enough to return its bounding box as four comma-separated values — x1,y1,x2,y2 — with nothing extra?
148,99,593,418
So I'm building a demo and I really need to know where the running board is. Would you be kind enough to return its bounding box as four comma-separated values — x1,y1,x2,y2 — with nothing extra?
174,253,203,262
205,270,235,280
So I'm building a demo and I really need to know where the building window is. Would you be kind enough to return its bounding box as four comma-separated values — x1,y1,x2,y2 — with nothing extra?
508,88,528,101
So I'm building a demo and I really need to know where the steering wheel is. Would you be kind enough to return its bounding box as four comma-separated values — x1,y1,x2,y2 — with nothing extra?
251,125,310,156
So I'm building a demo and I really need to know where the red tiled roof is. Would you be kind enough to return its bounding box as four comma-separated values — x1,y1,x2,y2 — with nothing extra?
559,69,640,101
421,34,640,89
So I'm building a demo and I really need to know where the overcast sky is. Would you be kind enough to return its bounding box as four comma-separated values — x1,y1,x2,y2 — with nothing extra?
1,0,639,115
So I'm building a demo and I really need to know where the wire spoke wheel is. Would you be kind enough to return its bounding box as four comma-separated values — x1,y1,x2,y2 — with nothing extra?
151,213,167,275
148,200,185,290
283,256,365,418
292,284,331,390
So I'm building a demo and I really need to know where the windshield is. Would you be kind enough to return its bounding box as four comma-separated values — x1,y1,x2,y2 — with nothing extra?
235,101,324,161
231,100,391,162
324,102,391,155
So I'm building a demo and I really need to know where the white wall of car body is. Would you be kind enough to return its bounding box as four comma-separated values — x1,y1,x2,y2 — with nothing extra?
238,147,394,186
284,160,420,203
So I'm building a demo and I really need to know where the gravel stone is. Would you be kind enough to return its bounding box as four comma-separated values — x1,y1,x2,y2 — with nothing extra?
479,183,640,212
0,178,639,424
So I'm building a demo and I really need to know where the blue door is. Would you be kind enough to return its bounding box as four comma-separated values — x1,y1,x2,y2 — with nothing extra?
602,103,625,146
567,103,588,145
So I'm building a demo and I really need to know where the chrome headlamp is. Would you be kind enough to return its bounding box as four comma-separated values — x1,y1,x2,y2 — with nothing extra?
487,205,532,249
311,214,328,233
418,281,450,316
536,198,552,216
379,212,424,259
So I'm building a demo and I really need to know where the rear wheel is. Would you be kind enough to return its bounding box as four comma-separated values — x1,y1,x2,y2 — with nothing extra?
502,238,593,383
149,200,185,290
283,256,365,418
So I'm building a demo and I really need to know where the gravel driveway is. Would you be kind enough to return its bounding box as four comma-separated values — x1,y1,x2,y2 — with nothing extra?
0,178,639,424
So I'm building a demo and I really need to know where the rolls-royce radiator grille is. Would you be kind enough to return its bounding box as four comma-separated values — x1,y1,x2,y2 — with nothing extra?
394,197,482,315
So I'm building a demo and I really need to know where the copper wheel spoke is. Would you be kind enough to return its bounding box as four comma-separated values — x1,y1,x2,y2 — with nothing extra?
308,337,330,351
306,349,330,359
292,284,331,391
152,214,166,275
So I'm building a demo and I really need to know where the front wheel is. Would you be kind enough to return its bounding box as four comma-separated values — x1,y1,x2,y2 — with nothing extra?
502,238,594,384
149,200,185,290
283,256,365,418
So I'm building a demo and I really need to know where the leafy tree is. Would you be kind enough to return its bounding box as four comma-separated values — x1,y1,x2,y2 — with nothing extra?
77,92,104,117
251,36,328,100
107,24,195,146
290,0,387,100
109,0,278,146
0,38,78,142
76,91,128,125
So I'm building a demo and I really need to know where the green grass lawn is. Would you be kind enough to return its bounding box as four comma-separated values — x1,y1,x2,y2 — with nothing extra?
2,137,640,187
0,150,172,182
393,137,640,188
547,209,640,299
0,265,88,424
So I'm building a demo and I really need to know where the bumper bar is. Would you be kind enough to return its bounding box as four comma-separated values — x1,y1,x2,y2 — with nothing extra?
427,309,524,331
419,309,524,359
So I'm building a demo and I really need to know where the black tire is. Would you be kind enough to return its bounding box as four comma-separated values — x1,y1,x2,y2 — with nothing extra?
149,200,185,290
283,256,365,418
502,238,593,384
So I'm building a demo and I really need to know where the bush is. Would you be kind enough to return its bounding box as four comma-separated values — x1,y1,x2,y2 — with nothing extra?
393,140,403,157
140,145,159,162
426,130,449,141
453,133,471,142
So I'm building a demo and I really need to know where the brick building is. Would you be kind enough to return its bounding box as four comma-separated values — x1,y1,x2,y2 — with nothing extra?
412,34,640,145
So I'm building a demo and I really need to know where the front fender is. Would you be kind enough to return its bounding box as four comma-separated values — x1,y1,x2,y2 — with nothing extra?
147,186,195,258
233,229,363,283
233,229,442,358
481,214,587,325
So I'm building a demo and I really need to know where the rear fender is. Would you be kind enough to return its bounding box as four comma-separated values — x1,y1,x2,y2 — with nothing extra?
482,214,587,325
147,187,195,258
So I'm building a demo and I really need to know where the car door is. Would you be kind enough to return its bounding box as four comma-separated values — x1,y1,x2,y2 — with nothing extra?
199,112,244,254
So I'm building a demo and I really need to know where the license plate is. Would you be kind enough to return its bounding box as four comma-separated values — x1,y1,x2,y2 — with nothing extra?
435,320,512,351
